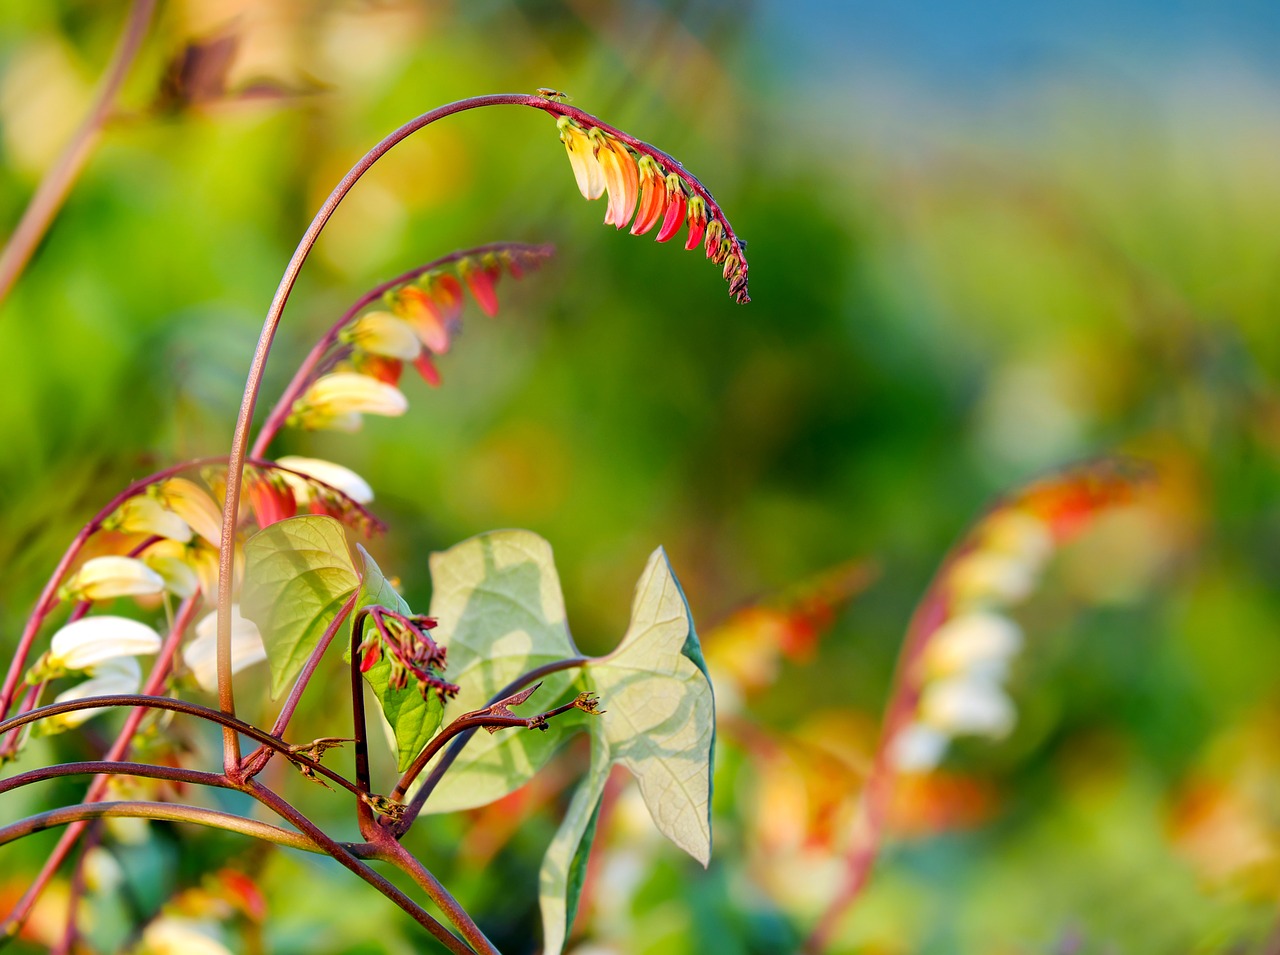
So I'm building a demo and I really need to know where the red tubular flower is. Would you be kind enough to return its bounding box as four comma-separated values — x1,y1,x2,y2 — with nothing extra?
354,352,404,385
391,286,449,354
421,272,465,325
246,473,297,528
685,196,708,252
655,176,688,243
414,351,443,387
459,256,501,317
630,156,668,236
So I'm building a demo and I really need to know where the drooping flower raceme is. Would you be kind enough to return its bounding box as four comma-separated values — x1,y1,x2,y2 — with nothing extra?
555,114,750,303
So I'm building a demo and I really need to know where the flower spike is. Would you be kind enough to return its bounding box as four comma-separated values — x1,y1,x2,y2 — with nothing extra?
545,103,750,302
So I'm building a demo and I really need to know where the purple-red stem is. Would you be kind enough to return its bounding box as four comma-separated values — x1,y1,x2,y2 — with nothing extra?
243,780,474,955
0,0,156,306
394,655,588,833
0,594,199,939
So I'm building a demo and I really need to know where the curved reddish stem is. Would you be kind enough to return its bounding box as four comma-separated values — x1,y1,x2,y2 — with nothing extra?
0,0,157,306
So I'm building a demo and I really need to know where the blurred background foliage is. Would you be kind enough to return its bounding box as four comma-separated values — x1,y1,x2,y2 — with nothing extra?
2,1,1280,953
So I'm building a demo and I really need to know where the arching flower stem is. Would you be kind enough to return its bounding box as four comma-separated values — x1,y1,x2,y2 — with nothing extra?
215,95,748,773
0,0,157,307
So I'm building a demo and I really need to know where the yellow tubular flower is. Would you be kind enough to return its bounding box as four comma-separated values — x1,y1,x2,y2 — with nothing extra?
342,311,422,361
557,116,605,200
104,495,192,543
159,477,224,546
290,372,408,431
61,555,166,601
275,456,374,505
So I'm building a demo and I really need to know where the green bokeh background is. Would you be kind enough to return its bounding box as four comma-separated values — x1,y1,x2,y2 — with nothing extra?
2,2,1279,953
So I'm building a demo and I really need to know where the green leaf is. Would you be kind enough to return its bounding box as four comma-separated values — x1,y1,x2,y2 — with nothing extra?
424,531,714,955
353,546,444,772
241,516,360,699
424,530,582,812
538,734,609,955
584,546,715,865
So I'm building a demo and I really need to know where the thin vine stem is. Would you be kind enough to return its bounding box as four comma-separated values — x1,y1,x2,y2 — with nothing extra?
0,0,157,306
0,760,233,797
243,781,475,955
0,801,323,856
1,594,200,939
241,590,361,778
395,655,588,834
377,839,501,955
251,240,554,457
0,695,364,797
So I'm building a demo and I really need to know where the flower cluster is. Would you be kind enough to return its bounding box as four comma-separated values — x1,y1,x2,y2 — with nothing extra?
888,461,1145,773
287,247,551,432
20,458,379,736
356,607,458,703
556,115,750,304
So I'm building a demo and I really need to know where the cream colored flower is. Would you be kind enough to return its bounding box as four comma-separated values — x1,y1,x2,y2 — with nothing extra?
923,611,1023,680
61,556,166,601
275,456,374,505
105,495,192,543
183,606,267,693
46,656,142,731
919,674,1015,739
947,551,1037,608
47,616,162,672
140,917,235,955
558,116,605,200
342,311,421,360
290,373,408,431
887,721,950,773
142,541,202,599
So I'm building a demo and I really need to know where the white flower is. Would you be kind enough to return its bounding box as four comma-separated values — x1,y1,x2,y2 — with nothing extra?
61,556,166,601
141,917,235,955
924,611,1023,680
947,551,1037,608
920,674,1015,739
47,616,162,672
48,656,142,730
142,545,202,599
887,721,951,773
183,606,267,693
275,456,374,505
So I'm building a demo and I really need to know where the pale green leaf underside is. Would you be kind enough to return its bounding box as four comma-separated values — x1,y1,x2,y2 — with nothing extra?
241,516,359,699
425,530,714,955
354,546,444,773
538,733,609,955
424,530,581,813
